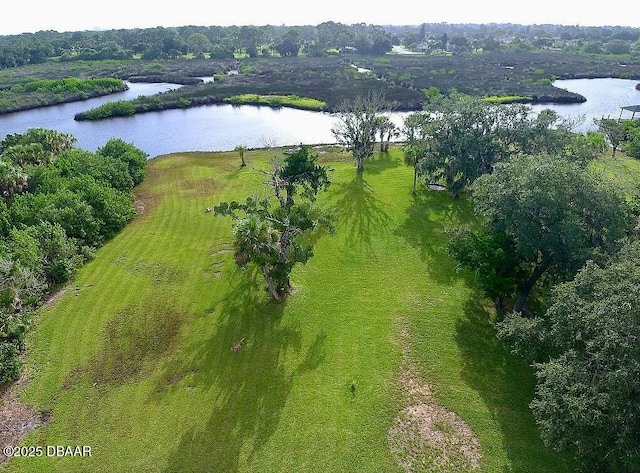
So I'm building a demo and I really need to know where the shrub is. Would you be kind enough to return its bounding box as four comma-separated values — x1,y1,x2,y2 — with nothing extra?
0,340,22,385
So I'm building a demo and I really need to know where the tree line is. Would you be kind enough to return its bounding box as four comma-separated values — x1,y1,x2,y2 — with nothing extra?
1,21,639,68
0,129,148,385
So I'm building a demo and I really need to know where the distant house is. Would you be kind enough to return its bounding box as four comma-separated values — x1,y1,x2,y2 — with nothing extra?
340,46,358,55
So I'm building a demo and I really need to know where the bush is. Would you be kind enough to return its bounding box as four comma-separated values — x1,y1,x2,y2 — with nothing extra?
0,129,148,384
97,138,148,186
0,340,22,385
81,100,136,120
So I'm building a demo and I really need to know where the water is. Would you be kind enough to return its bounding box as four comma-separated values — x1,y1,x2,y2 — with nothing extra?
1,78,638,158
0,81,354,157
530,78,640,133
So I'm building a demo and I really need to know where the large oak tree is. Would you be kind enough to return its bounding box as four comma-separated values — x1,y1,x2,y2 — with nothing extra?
448,153,632,313
497,240,640,472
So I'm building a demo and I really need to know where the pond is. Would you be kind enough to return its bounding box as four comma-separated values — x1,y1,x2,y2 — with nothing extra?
0,78,638,158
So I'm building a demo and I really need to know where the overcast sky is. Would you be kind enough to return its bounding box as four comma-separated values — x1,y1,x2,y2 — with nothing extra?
2,0,639,35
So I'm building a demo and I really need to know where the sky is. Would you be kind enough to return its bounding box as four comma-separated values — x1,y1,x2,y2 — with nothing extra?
2,0,639,36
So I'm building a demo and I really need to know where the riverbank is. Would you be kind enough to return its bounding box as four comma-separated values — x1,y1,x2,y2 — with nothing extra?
0,78,128,114
4,52,639,121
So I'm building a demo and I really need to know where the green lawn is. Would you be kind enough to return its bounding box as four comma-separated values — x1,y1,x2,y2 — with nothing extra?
3,148,574,472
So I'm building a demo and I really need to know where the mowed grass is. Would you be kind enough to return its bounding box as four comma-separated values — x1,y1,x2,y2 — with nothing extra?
3,148,575,473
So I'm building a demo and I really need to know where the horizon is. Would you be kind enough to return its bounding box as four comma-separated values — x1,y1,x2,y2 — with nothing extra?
3,0,640,36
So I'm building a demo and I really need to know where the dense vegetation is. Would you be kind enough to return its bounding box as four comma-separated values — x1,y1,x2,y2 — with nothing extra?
0,78,126,113
224,94,326,110
1,22,639,66
396,96,640,472
596,116,640,157
498,241,640,473
58,50,640,119
0,129,147,385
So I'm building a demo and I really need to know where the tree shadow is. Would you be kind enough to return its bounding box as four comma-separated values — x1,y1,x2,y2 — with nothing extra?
454,296,574,473
326,171,392,250
394,187,476,285
363,150,401,175
156,271,327,473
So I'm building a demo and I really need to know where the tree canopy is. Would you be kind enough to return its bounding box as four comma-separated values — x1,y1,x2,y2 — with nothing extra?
403,94,592,198
497,240,640,472
331,91,388,173
214,146,332,301
448,153,632,312
0,129,147,384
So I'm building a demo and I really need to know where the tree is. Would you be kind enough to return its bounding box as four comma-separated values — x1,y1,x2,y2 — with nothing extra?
402,112,432,193
214,146,332,300
497,240,640,472
604,38,631,54
56,149,134,192
623,120,640,158
595,118,627,157
186,33,212,55
275,146,330,207
238,26,264,57
11,221,82,285
274,29,300,57
374,115,398,152
513,108,584,158
210,43,234,59
448,154,631,313
407,96,594,199
0,160,28,200
97,138,148,186
331,91,387,173
234,145,247,167
410,94,531,198
0,128,76,163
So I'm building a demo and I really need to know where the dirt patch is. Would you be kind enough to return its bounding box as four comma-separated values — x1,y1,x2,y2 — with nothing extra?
134,197,146,215
45,288,66,306
0,380,49,464
388,323,481,473
66,302,187,387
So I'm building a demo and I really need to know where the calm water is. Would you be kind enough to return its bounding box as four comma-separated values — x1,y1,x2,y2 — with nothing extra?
530,78,640,133
1,78,638,158
0,82,352,157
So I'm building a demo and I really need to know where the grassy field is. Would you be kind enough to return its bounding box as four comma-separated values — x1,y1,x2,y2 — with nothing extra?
1,147,576,472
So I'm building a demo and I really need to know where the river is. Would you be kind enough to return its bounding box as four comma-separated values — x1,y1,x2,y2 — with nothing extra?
0,78,638,158
530,78,640,133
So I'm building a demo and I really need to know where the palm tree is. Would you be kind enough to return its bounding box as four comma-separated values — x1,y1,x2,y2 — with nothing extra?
0,160,28,199
234,145,247,167
375,115,399,152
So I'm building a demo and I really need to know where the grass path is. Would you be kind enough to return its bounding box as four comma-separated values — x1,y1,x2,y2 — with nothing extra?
2,148,574,472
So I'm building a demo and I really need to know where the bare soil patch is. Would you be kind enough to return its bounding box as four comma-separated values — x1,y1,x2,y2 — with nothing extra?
45,288,66,306
388,322,481,473
0,379,48,464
